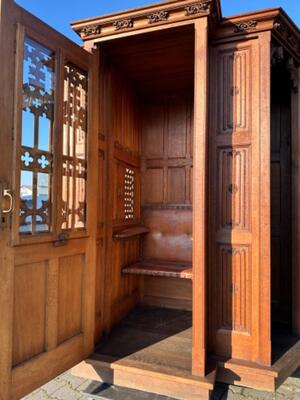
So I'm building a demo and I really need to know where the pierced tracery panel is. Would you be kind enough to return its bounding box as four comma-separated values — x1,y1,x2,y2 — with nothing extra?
61,63,88,231
124,168,135,220
19,37,55,235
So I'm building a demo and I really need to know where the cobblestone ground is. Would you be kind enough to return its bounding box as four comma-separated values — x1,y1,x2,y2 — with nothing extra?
22,368,300,400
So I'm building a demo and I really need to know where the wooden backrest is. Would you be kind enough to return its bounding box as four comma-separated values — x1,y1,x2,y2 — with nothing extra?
141,207,192,263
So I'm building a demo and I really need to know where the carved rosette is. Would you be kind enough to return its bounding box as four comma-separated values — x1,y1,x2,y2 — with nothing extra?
80,24,101,38
113,19,134,31
147,11,169,24
184,1,211,16
233,20,258,33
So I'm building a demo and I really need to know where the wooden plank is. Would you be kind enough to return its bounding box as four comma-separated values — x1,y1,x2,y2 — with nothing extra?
292,66,300,335
258,31,271,366
113,226,149,239
0,1,20,399
45,259,59,351
192,17,208,377
12,335,84,400
123,259,192,279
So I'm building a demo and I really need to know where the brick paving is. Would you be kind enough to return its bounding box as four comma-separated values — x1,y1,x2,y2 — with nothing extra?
22,368,300,400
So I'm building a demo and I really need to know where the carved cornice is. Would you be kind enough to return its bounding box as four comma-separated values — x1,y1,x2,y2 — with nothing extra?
113,18,134,31
147,11,169,24
233,20,257,33
273,18,300,56
72,0,216,41
215,8,300,64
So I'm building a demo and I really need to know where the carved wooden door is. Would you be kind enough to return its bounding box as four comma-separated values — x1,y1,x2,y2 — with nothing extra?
208,34,271,365
0,1,99,399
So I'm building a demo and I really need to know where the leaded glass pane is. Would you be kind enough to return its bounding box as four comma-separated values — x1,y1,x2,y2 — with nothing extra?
19,37,55,235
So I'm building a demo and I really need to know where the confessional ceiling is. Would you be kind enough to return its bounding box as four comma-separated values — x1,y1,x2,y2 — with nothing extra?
102,25,195,95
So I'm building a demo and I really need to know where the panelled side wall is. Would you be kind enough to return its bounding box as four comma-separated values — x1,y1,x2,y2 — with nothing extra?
208,34,271,365
102,64,142,332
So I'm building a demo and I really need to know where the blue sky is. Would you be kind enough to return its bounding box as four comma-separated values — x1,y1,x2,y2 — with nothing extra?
16,0,300,44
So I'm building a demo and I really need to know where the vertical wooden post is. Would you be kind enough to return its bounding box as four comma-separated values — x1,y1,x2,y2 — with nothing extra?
0,0,17,399
292,66,300,336
258,31,271,366
192,17,208,377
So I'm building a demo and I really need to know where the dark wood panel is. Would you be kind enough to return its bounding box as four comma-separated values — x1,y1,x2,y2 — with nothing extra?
141,95,193,208
271,62,292,329
103,26,195,96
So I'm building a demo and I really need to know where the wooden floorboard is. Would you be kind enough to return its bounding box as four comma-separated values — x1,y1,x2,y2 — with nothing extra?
96,306,193,374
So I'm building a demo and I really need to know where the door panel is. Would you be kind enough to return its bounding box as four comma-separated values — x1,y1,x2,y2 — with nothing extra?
208,37,271,364
0,1,99,399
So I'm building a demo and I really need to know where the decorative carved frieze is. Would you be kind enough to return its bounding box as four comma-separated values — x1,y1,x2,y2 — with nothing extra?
147,10,169,24
80,24,101,38
233,20,258,33
274,19,300,54
113,19,134,31
274,20,286,35
184,1,211,16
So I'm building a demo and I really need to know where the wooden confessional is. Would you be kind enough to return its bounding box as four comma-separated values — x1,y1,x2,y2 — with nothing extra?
1,0,300,399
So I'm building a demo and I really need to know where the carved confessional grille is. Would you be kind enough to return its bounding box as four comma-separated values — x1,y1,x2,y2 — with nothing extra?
124,168,135,220
62,64,88,230
19,37,55,234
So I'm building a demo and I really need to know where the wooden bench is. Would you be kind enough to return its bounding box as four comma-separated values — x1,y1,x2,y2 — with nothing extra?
123,259,192,279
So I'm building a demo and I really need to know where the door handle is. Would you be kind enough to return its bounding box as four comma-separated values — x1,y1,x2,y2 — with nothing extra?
53,232,69,247
2,189,13,214
0,182,13,229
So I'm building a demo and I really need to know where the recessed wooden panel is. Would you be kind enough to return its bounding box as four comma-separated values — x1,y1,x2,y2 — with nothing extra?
167,100,188,159
167,167,186,203
271,162,281,232
13,262,47,366
143,103,164,159
218,47,251,135
58,254,84,344
143,276,192,311
142,95,193,207
217,245,251,334
143,168,164,204
208,38,264,363
217,147,250,230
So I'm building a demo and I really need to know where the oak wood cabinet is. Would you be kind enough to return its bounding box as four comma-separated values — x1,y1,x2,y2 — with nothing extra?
0,0,300,398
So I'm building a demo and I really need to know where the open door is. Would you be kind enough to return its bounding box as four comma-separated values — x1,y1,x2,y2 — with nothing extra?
0,1,99,399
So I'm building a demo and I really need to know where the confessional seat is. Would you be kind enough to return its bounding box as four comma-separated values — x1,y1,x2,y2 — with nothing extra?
123,208,193,279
